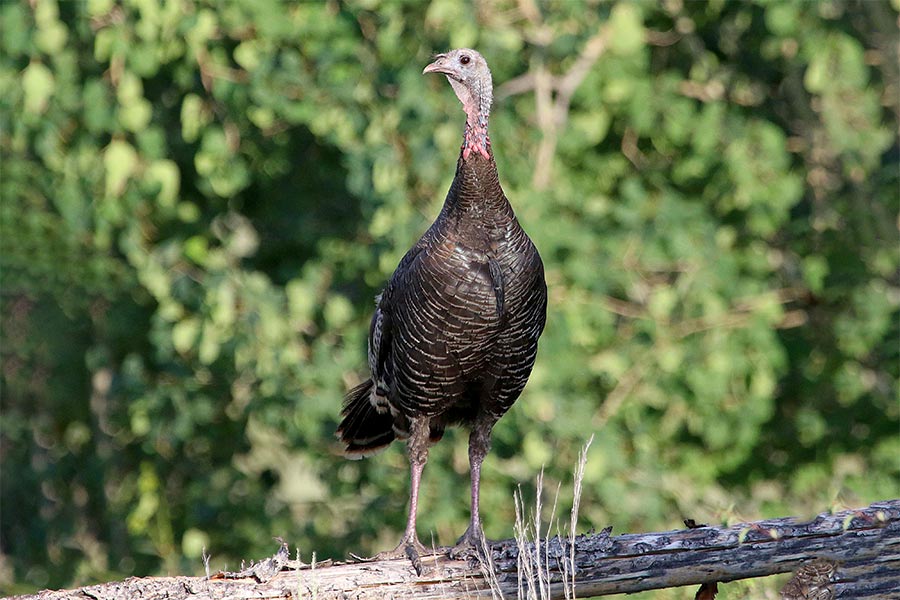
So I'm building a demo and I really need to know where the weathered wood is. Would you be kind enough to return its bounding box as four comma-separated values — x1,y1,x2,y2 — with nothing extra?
14,499,899,600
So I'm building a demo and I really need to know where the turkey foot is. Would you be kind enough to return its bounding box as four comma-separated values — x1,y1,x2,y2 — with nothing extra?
449,525,489,562
368,535,431,576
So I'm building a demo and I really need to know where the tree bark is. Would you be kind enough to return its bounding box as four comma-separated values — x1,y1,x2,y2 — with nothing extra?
15,499,898,600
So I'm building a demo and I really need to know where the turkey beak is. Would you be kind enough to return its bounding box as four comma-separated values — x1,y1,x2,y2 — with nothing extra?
423,56,451,76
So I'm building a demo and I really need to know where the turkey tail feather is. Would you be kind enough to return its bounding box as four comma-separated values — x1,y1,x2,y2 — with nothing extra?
336,379,395,459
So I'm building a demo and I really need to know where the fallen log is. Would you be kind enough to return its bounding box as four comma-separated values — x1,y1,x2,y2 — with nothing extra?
15,499,899,600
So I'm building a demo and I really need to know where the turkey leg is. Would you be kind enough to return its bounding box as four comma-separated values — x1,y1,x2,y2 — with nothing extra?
373,417,430,573
450,415,495,559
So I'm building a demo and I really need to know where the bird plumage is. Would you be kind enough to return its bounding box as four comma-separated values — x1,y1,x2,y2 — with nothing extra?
336,48,547,568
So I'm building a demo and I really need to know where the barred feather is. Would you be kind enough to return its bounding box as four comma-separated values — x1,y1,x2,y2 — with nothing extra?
336,48,546,464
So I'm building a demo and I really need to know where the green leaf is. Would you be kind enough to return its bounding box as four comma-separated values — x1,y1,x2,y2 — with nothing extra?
22,61,55,115
87,0,115,17
234,40,261,71
181,528,210,559
802,255,829,294
323,294,353,329
183,236,208,265
103,139,139,197
181,94,210,143
608,4,644,55
146,159,181,207
172,317,200,354
120,97,153,132
35,20,68,55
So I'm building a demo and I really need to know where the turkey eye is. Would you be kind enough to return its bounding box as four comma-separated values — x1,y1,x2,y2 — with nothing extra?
460,55,470,65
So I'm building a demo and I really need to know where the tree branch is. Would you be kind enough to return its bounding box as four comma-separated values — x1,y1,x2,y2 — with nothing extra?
495,19,611,191
17,500,899,600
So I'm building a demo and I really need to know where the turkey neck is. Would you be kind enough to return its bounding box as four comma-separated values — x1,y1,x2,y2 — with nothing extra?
440,151,515,234
441,82,514,235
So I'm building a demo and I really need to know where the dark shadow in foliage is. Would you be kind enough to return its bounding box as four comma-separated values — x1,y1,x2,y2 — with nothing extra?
240,127,362,286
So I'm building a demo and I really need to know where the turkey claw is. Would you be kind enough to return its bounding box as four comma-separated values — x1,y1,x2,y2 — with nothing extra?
450,530,489,564
368,538,430,576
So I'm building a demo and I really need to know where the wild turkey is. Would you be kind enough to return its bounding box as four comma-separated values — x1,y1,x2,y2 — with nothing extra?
337,48,547,569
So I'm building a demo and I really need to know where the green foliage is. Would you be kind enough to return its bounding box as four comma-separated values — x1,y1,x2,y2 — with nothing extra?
1,0,897,596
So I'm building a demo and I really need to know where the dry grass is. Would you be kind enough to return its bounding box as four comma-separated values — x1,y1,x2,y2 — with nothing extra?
501,435,594,600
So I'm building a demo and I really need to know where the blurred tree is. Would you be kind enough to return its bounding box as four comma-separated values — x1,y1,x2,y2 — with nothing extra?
1,0,897,597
